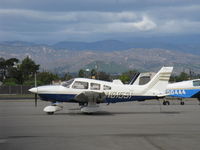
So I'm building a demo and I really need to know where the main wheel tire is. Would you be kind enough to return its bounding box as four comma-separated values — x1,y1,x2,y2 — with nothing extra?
163,101,166,105
180,101,185,105
166,101,170,105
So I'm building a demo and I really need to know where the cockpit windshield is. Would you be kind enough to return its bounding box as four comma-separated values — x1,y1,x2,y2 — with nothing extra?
61,79,74,88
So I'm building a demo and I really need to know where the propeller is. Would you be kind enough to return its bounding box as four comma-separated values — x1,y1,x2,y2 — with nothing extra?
35,93,38,107
34,72,38,107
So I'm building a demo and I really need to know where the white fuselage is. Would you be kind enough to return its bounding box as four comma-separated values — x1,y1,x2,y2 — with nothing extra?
166,79,200,98
29,67,173,103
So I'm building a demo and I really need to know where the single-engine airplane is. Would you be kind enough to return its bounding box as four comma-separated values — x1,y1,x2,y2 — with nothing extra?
130,71,200,105
165,79,200,105
29,67,173,114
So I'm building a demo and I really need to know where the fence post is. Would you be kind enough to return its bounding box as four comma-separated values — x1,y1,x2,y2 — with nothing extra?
20,85,22,95
9,86,11,94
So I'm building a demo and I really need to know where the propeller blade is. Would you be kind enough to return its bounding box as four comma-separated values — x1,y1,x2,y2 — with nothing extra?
35,94,37,107
34,72,38,107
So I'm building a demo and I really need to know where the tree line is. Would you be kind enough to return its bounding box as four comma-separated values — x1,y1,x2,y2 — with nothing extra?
0,57,58,86
0,57,199,86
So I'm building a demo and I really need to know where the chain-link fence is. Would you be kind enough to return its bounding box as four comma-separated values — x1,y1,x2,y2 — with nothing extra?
0,85,33,94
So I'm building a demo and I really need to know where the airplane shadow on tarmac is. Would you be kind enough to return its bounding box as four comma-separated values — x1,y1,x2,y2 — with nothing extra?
55,111,181,116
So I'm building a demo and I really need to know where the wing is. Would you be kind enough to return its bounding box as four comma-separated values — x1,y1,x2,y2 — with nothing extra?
75,91,106,103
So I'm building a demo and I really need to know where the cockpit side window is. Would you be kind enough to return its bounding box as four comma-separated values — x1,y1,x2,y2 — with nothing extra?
103,85,111,90
193,80,200,87
90,83,100,90
72,81,88,89
62,79,74,88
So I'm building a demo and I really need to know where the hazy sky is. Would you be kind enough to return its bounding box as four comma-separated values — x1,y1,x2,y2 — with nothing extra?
0,0,200,43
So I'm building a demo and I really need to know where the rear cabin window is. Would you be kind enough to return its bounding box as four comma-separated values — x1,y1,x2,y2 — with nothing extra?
193,80,200,86
103,85,111,90
72,81,88,89
90,83,100,90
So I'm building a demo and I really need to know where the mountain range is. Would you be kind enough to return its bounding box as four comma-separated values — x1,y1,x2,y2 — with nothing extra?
0,40,200,74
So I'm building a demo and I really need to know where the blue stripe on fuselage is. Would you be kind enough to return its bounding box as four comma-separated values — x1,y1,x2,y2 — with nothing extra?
38,94,76,102
38,94,158,103
105,96,157,103
167,89,200,98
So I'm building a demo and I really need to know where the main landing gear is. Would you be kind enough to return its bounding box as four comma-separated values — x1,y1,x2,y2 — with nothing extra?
180,101,185,105
178,98,185,105
198,98,200,105
80,101,101,113
163,100,170,105
163,98,185,105
76,91,105,113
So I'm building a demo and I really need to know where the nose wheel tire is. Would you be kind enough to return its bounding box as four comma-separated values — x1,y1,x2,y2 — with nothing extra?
44,105,63,115
47,112,54,115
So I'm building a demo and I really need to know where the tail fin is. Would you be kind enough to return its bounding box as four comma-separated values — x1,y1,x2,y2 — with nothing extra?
143,67,173,96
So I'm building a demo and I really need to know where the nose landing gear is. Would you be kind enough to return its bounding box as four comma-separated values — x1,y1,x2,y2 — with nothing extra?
43,103,63,115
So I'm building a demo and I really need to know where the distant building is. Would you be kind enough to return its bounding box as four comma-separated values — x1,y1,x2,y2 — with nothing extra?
52,80,62,85
91,76,96,79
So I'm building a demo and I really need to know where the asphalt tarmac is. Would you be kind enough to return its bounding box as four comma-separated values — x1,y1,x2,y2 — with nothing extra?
0,99,200,150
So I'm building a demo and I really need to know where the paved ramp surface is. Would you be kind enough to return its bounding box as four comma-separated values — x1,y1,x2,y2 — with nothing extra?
0,100,200,150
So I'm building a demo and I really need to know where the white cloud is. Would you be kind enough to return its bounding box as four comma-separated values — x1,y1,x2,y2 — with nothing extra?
0,9,140,23
0,9,157,33
133,16,157,31
0,9,78,22
102,16,156,33
1,1,200,42
61,16,156,35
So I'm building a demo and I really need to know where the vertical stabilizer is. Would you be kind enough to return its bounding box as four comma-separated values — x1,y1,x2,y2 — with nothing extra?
143,67,173,96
